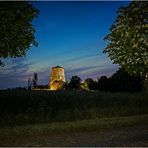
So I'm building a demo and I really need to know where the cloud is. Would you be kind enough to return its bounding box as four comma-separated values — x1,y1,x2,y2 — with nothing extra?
0,55,119,89
0,58,33,89
65,64,118,80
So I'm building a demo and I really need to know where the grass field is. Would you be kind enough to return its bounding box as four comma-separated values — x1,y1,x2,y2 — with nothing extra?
0,90,148,146
0,90,148,127
0,114,148,146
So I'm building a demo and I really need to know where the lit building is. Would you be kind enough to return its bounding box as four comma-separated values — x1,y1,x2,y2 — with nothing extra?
50,66,66,90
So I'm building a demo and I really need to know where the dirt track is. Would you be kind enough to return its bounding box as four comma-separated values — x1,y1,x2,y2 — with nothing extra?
1,124,148,147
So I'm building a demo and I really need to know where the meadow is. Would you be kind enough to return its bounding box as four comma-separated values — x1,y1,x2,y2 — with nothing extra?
0,90,148,127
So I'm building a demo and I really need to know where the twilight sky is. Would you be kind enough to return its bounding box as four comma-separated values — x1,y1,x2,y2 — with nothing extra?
0,1,130,89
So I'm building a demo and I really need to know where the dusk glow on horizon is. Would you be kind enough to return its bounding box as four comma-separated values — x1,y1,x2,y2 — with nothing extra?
0,1,130,89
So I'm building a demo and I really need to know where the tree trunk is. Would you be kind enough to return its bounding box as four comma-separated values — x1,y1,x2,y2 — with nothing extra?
144,73,148,92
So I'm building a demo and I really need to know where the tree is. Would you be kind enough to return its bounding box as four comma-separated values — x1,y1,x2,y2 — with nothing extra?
62,81,69,90
98,76,109,92
103,2,148,83
32,73,38,89
0,1,39,66
84,78,95,90
68,75,81,89
109,68,143,92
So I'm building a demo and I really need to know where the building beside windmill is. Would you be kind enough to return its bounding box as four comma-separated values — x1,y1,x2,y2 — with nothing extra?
50,66,66,90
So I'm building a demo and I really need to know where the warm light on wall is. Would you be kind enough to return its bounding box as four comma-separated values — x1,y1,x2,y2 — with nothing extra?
49,66,66,90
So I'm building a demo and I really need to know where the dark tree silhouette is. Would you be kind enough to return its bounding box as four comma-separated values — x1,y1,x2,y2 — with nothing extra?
32,73,38,89
0,1,39,66
109,68,143,92
82,68,143,92
28,77,32,90
98,76,109,92
62,81,69,90
68,75,81,89
84,78,97,90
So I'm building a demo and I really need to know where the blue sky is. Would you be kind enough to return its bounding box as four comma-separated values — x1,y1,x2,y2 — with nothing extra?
0,1,130,89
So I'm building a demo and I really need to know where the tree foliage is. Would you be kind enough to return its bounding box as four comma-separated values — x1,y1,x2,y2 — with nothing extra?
103,1,148,77
94,68,143,92
68,75,82,89
98,76,109,91
108,68,143,92
84,78,95,90
0,1,39,65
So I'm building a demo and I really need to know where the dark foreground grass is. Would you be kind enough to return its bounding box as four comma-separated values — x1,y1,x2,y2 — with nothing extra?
0,90,148,127
0,114,148,146
0,114,148,138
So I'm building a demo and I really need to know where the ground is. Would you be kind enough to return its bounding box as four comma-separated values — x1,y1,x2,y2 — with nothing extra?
0,115,148,147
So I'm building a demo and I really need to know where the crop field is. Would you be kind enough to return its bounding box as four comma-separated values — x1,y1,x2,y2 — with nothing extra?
0,90,148,127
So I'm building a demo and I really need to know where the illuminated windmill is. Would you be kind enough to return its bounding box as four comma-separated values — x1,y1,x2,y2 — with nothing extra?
50,66,65,90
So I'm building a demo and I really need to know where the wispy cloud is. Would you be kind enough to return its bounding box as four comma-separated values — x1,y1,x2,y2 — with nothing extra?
65,64,118,80
0,58,33,89
0,54,119,89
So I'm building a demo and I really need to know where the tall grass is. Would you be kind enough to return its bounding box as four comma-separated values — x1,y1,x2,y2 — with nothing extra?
0,90,147,127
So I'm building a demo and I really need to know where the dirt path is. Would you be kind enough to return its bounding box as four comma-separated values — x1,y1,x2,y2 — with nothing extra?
1,124,148,147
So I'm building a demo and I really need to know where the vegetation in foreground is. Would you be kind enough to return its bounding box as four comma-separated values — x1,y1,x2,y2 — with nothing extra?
0,114,148,146
1,114,148,136
0,90,147,127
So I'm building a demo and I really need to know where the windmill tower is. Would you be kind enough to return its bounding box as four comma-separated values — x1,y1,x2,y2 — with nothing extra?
50,66,65,90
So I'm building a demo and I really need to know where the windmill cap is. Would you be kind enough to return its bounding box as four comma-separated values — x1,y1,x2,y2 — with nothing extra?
52,65,64,69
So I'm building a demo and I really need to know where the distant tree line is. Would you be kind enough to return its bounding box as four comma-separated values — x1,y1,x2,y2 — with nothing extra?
5,68,143,92
65,68,143,92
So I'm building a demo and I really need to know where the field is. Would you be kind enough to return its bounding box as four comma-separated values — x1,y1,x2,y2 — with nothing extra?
0,90,148,146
